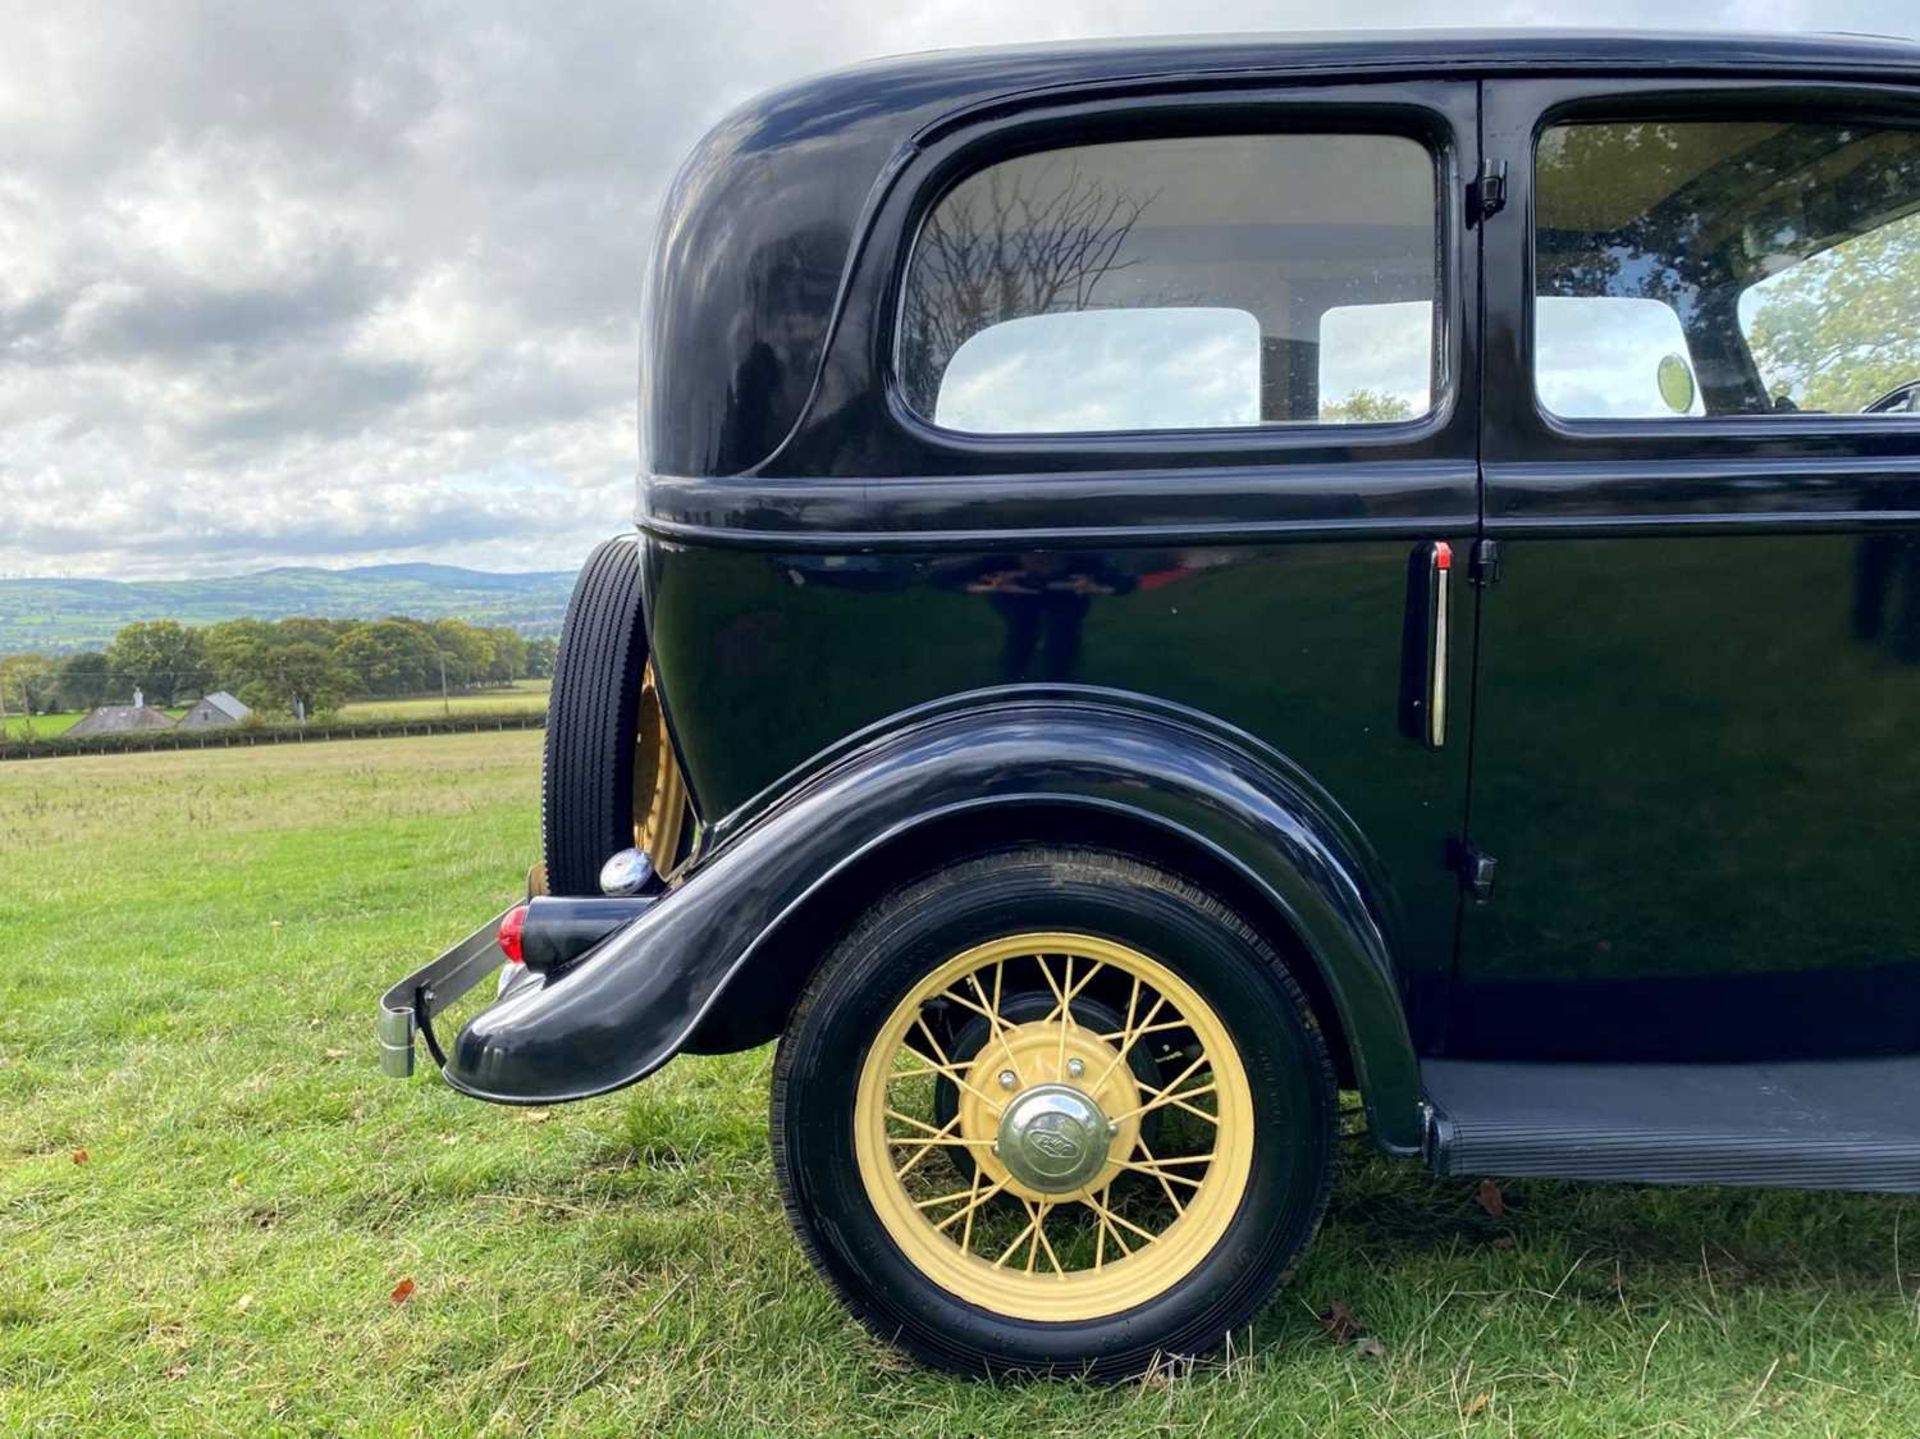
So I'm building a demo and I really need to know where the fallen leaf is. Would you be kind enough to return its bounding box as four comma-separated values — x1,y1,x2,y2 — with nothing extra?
1490,1235,1517,1251
71,1149,89,1165
1316,1300,1358,1345
163,1362,190,1381
323,1048,348,1061
390,1277,416,1305
521,1109,552,1124
1353,1336,1387,1359
1475,1178,1507,1219
232,1294,254,1314
1464,1392,1490,1417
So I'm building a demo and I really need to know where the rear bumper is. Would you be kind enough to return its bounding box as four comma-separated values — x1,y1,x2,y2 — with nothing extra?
378,910,516,1078
379,893,663,1089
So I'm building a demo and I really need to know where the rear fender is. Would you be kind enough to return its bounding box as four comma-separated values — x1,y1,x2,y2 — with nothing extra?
446,690,1424,1152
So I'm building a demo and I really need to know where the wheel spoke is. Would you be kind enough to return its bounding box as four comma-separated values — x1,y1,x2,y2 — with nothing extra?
910,1015,1005,1114
885,1107,955,1138
1082,1184,1135,1259
912,1184,983,1211
1055,955,1070,1073
1108,1052,1213,1124
1092,993,1168,1090
957,969,1024,1078
1093,1019,1187,1044
1130,1137,1189,1215
889,1134,997,1150
938,1171,1007,1246
1027,1199,1065,1275
891,1113,962,1180
994,1212,1040,1268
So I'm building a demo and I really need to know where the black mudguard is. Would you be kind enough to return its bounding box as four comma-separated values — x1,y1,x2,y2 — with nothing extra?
444,689,1426,1152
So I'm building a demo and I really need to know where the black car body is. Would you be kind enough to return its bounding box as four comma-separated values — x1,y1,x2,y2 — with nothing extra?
383,30,1920,1375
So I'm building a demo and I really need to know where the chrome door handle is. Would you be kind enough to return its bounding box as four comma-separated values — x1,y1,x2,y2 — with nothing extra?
1399,539,1453,750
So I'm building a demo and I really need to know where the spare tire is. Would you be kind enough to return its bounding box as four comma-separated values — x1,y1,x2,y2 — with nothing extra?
542,535,688,896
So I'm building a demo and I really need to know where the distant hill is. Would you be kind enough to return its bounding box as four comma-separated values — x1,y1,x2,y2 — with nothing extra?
0,564,578,652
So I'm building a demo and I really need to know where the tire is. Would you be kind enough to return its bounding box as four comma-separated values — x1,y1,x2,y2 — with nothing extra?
542,536,650,896
772,847,1336,1378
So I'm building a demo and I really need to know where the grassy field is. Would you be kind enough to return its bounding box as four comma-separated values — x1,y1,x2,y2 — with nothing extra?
1,711,86,740
335,680,549,723
4,731,1919,1436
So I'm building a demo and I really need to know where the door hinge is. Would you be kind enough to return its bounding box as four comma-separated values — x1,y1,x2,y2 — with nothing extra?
1469,537,1502,587
1448,838,1499,904
1469,159,1508,224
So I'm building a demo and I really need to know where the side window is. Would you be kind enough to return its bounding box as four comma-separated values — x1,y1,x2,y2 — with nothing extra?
1534,117,1920,420
898,133,1440,435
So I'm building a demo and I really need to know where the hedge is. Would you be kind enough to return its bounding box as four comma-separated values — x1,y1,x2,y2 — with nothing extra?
0,710,546,762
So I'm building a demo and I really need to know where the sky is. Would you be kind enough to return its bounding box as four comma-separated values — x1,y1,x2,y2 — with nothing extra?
1,1,1915,579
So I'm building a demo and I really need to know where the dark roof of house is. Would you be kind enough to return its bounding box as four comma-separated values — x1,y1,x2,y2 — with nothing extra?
67,704,176,737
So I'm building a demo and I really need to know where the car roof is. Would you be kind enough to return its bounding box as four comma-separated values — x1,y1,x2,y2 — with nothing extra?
797,30,1920,107
643,29,1920,479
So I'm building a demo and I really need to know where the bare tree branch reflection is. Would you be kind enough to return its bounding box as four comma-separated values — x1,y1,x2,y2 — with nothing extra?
900,163,1156,414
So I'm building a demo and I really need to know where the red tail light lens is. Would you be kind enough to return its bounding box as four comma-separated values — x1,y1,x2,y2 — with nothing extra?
497,904,528,965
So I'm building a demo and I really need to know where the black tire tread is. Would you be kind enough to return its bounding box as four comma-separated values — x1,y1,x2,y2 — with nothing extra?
542,536,648,896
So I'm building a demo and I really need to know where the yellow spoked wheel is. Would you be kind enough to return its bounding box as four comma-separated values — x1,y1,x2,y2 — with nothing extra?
852,932,1255,1322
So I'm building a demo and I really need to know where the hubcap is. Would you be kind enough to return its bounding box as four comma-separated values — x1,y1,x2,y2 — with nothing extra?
996,1083,1112,1194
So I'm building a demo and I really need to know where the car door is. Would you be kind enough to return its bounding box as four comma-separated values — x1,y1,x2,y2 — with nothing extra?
645,78,1484,1051
1456,76,1920,1061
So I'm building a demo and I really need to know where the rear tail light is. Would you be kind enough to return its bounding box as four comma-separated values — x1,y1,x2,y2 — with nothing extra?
497,904,528,966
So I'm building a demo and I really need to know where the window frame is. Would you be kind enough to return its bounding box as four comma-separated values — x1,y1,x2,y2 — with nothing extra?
880,93,1464,458
1520,84,1920,447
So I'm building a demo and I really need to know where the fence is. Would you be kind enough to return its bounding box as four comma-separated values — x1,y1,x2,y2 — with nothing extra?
0,710,546,762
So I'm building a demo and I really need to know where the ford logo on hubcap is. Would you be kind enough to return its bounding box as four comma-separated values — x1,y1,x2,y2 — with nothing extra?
997,1083,1112,1193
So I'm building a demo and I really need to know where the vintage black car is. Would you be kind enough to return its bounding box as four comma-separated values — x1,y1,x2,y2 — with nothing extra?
382,30,1920,1376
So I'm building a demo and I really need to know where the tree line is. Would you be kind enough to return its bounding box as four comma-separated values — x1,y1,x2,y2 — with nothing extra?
0,617,557,721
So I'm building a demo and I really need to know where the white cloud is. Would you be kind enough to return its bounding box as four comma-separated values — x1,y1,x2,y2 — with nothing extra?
0,0,1915,577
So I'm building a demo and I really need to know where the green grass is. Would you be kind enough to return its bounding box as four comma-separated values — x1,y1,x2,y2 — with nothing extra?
1,711,83,740
333,680,549,723
4,731,1919,1436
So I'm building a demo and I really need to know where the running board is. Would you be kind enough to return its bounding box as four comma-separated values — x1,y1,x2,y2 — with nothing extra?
1423,1056,1920,1193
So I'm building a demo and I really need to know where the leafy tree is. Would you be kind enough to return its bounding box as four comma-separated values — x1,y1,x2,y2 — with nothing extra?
483,627,528,684
233,641,351,719
275,617,352,648
332,618,439,697
0,653,57,714
431,619,495,689
105,620,207,705
53,651,112,711
202,619,276,691
1322,389,1415,424
524,637,557,679
1746,211,1920,413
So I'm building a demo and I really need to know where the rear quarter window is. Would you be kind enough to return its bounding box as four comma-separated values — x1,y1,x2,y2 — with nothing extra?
897,132,1441,436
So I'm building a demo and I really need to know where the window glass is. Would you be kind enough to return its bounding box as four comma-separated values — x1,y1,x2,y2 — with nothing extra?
1535,118,1920,419
899,133,1439,434
935,308,1261,433
1537,297,1704,418
1318,301,1433,422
